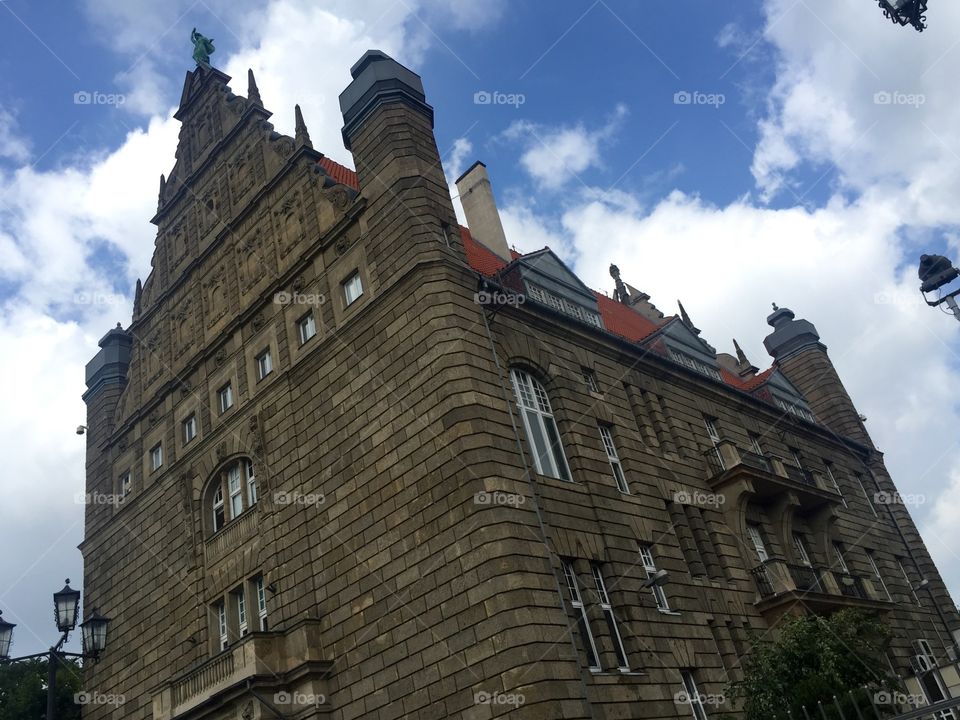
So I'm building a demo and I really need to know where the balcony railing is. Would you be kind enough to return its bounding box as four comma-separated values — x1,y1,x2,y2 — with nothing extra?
703,441,841,509
751,559,881,609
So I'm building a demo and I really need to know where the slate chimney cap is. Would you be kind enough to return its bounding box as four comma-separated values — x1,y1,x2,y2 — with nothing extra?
767,303,796,328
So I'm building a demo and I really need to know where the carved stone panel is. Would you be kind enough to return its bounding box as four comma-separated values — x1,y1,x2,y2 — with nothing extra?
202,256,230,331
227,142,264,207
171,291,199,360
234,213,276,297
273,191,306,260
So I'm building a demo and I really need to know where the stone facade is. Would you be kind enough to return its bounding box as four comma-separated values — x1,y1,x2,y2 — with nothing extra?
81,52,960,719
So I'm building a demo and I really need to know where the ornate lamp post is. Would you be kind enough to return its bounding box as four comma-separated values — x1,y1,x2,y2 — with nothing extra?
877,0,929,31
0,580,110,720
918,254,960,323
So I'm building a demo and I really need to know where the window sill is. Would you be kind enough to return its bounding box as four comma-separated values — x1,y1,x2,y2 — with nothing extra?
657,609,682,616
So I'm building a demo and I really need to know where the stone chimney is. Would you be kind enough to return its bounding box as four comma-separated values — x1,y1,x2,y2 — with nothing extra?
455,161,511,260
763,304,872,447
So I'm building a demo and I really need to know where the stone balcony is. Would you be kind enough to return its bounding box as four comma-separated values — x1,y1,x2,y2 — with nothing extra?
704,441,843,511
151,619,332,720
750,558,892,616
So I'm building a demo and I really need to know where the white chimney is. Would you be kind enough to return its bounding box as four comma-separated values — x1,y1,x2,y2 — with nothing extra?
455,161,511,260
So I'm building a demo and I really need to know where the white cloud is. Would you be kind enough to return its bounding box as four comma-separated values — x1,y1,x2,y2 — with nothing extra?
503,104,628,190
0,109,30,164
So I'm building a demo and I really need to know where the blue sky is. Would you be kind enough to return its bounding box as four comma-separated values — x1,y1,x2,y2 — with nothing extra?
2,0,960,657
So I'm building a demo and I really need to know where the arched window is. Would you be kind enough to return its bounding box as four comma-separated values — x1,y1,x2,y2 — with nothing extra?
208,458,258,534
509,368,571,481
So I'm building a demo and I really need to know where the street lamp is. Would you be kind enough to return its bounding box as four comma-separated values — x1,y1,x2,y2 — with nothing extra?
877,0,929,31
0,579,111,720
918,254,960,322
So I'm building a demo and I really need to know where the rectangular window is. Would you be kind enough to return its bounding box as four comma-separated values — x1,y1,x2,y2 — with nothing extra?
215,600,228,651
297,312,317,345
599,425,629,493
639,545,669,611
119,471,131,496
343,272,363,305
213,485,225,532
255,576,268,631
246,459,258,506
855,474,879,518
704,418,724,470
746,524,769,563
833,543,849,573
255,349,273,381
898,559,921,606
680,671,709,720
824,462,847,507
561,560,600,670
790,448,804,470
792,533,812,566
228,465,243,519
749,433,764,457
867,551,892,600
218,383,234,414
183,414,197,444
150,443,163,471
581,367,600,393
591,563,629,670
234,587,247,637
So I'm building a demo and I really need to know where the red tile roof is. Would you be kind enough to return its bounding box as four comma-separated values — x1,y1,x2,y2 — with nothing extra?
318,157,358,189
321,158,776,397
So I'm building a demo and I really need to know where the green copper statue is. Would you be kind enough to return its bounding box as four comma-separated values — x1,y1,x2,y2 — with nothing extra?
191,28,215,66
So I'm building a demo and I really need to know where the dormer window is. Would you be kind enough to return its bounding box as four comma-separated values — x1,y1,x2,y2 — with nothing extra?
668,348,722,381
526,283,602,328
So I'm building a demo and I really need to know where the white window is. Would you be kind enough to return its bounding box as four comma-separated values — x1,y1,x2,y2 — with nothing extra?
297,312,317,345
704,418,724,470
150,443,163,471
824,462,846,507
599,425,628,493
680,671,709,720
218,383,234,414
183,414,197,444
581,367,600,393
228,465,243,519
562,560,600,670
639,545,669,611
235,587,247,637
855,474,878,518
746,524,769,563
591,563,629,670
343,272,363,305
867,551,892,600
792,533,811,566
833,543,849,573
246,459,258,506
749,433,764,458
255,576,268,631
119,472,131,496
215,600,228,651
791,448,804,470
213,485,225,532
898,559,921,606
510,369,571,481
255,349,272,381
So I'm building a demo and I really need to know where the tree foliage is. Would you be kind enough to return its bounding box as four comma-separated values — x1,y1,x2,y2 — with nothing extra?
728,609,899,720
0,656,83,720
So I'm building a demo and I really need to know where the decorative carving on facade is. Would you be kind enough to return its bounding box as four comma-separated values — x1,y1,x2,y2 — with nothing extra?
202,261,229,329
172,297,197,356
327,186,350,211
335,235,351,256
273,192,306,259
143,333,164,387
214,347,228,366
215,441,227,461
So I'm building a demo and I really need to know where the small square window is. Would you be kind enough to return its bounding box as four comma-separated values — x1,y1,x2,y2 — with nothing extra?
581,367,600,393
297,312,317,345
256,349,273,381
218,383,234,414
119,472,132,496
150,443,163,472
183,414,197,444
343,272,363,306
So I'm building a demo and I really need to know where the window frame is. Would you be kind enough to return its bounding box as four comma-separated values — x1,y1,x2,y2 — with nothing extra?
217,382,234,415
598,424,628,493
296,311,317,346
510,368,571,481
255,348,273,381
746,524,769,563
343,272,363,306
561,560,601,671
824,461,847,507
867,551,892,601
639,544,669,611
855,473,879,518
591,563,629,671
255,576,268,631
183,414,197,444
208,458,258,535
680,670,709,720
581,367,600,393
149,443,163,472
215,600,228,652
119,471,132,497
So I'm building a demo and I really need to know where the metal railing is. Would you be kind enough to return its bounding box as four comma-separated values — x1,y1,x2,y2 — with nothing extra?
752,559,873,602
834,571,868,600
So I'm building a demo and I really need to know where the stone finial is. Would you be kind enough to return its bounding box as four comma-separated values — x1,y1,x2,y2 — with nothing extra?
732,338,759,377
677,300,701,336
294,104,312,148
133,279,142,319
610,264,630,304
247,69,262,106
733,338,748,366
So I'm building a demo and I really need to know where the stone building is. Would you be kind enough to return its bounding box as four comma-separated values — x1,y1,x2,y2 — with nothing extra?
80,50,960,719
